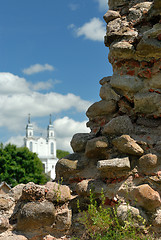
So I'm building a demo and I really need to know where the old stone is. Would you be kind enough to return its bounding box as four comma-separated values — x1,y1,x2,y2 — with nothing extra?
134,92,161,115
21,182,45,202
85,136,109,159
70,133,94,153
45,182,71,203
139,153,158,169
97,157,131,178
99,76,111,85
103,10,121,23
108,41,135,59
16,200,56,232
110,74,143,93
86,100,117,119
99,82,120,101
131,184,161,211
0,217,10,233
0,196,14,211
117,204,147,227
112,135,144,156
9,184,25,202
103,115,133,135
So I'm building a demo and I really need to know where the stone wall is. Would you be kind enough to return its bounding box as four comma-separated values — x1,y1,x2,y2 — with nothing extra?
0,0,161,239
56,0,161,236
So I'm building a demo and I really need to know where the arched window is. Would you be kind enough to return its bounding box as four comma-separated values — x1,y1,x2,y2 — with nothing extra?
51,142,54,154
30,131,32,136
51,132,53,137
29,142,33,152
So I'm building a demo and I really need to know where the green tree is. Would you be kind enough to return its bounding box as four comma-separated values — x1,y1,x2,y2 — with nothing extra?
56,149,70,159
0,143,49,187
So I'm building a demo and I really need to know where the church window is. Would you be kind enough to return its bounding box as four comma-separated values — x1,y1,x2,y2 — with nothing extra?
30,131,32,136
51,132,53,137
51,142,54,154
29,142,33,152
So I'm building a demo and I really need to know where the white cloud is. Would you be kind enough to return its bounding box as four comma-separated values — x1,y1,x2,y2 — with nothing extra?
95,0,108,12
5,135,24,147
23,63,54,75
72,18,106,41
0,73,91,132
0,72,29,94
31,79,61,91
53,117,90,152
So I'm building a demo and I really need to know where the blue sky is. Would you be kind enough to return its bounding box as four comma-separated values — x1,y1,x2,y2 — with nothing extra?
0,0,112,152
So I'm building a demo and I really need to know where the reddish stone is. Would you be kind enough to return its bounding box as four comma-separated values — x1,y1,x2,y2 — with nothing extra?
127,70,135,76
128,60,140,68
149,89,155,92
155,90,161,94
138,68,152,79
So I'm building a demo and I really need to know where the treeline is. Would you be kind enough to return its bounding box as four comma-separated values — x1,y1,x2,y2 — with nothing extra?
0,143,70,187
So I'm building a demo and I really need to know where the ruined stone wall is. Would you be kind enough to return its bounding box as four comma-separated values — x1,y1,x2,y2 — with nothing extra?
0,1,161,239
56,0,161,236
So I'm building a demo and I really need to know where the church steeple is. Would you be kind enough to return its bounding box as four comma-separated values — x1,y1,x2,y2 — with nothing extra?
47,114,54,138
26,114,34,137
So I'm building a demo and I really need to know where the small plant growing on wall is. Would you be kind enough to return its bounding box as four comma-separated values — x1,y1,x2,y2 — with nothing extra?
76,189,153,240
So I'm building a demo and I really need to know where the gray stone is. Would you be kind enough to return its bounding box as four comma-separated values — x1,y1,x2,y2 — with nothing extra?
134,92,161,115
99,76,111,85
112,135,144,156
86,100,117,119
103,10,121,24
99,82,120,101
9,184,25,202
110,74,143,93
85,136,109,159
149,72,161,89
105,19,138,46
56,153,89,181
103,115,133,135
108,0,128,10
128,2,153,24
16,201,56,231
70,133,95,153
54,206,72,231
117,204,147,227
97,157,131,178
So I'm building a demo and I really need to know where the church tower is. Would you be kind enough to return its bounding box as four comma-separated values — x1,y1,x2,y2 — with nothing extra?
24,114,58,179
26,114,33,138
47,114,57,158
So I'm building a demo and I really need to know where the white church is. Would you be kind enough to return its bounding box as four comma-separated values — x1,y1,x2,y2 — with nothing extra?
24,115,58,179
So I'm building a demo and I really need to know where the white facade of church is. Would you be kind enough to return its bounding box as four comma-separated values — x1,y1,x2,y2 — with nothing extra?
24,115,58,179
